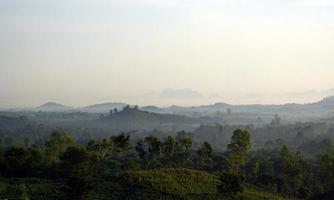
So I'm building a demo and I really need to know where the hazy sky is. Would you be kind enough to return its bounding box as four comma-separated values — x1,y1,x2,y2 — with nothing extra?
1,0,334,107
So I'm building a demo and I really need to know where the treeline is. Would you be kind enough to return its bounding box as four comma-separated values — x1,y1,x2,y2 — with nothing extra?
193,119,334,153
2,111,334,154
0,129,334,199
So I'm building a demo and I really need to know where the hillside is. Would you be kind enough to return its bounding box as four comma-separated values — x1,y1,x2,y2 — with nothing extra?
89,169,295,200
90,105,201,131
0,169,293,200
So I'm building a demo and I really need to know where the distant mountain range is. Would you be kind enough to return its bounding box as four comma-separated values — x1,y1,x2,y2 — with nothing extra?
4,95,334,116
148,95,334,115
33,102,127,113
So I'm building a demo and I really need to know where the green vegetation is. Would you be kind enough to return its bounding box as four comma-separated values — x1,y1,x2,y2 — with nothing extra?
118,169,219,199
0,128,333,199
1,106,334,199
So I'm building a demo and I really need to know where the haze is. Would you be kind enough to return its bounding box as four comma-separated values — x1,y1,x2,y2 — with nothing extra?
1,0,334,107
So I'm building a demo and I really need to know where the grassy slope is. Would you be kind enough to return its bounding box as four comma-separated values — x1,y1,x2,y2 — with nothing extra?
0,169,295,200
0,178,64,200
94,168,295,200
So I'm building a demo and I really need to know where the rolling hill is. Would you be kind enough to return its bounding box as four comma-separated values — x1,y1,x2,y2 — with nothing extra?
36,102,73,112
139,96,334,116
88,105,202,132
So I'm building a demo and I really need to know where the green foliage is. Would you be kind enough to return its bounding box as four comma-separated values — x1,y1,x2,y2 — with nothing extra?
119,168,220,199
0,129,332,200
275,145,303,197
218,172,244,196
196,141,213,169
135,139,147,165
145,135,162,157
92,168,291,200
135,135,194,168
227,129,251,175
2,183,30,200
0,178,64,200
240,186,294,200
177,136,192,153
86,138,113,161
110,133,131,154
59,146,93,199
45,131,75,164
162,136,176,156
3,147,44,177
319,153,334,191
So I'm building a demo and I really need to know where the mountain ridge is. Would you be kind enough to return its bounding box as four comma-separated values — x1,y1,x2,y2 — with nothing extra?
4,95,333,114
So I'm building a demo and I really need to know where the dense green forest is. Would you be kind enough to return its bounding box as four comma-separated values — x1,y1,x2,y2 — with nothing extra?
0,128,334,199
1,106,334,199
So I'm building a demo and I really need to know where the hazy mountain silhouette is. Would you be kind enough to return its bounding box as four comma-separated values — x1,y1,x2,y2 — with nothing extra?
91,105,201,131
140,95,334,115
99,105,198,124
9,95,334,116
310,96,334,108
140,106,166,113
36,102,73,112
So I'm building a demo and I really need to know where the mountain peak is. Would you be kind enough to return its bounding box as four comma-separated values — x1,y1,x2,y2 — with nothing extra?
213,102,230,107
36,102,72,112
39,102,63,107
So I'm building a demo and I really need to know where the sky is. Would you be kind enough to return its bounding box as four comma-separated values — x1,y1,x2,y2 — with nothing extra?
1,0,334,107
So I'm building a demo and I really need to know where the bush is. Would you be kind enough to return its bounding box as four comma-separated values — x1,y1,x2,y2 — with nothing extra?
118,168,220,199
218,172,244,196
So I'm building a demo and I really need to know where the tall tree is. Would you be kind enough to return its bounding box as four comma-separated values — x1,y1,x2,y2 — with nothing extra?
196,141,213,169
86,139,113,161
227,129,251,175
275,145,302,196
319,153,334,192
110,133,131,155
144,136,162,167
45,131,75,164
135,139,147,166
60,146,93,200
162,136,176,157
177,136,192,153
